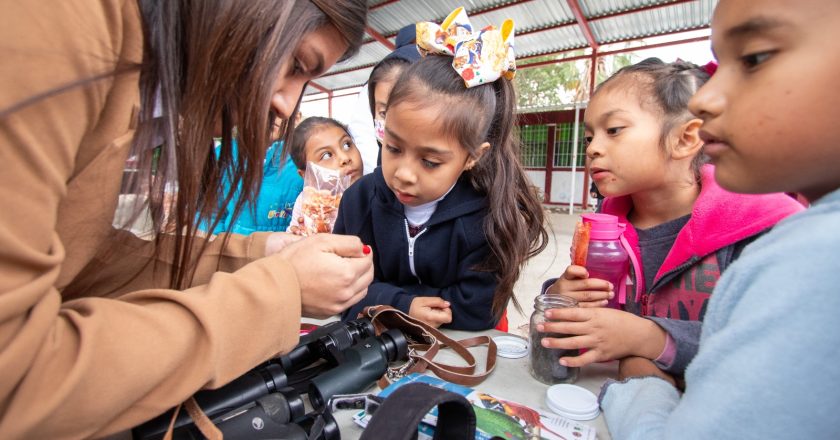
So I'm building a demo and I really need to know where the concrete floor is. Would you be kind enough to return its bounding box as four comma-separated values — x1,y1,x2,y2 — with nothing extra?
506,209,581,337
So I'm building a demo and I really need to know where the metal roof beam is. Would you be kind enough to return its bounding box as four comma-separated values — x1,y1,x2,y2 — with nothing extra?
365,26,395,51
590,0,697,21
599,34,710,57
365,0,535,42
566,0,599,51
307,81,329,94
317,63,375,79
370,0,400,11
470,0,535,17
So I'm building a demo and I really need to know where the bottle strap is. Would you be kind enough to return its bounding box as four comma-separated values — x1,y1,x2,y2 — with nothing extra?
619,233,641,305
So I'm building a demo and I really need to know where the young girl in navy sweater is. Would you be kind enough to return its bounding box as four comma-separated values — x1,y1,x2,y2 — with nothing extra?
334,8,547,330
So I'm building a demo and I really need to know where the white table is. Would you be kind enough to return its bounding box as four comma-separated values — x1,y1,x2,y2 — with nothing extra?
332,328,615,440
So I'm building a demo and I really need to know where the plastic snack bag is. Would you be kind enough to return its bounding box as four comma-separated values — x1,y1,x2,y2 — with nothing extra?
288,162,351,236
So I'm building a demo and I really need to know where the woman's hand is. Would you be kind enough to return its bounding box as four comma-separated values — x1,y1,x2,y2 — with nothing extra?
546,265,614,307
409,297,452,328
537,307,667,367
618,356,676,387
278,234,373,318
265,232,303,255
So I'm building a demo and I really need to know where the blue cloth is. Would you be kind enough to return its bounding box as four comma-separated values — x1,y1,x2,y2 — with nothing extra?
333,168,498,330
205,141,303,234
600,187,840,439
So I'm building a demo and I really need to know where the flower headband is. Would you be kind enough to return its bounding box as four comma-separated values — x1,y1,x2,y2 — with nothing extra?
416,7,516,88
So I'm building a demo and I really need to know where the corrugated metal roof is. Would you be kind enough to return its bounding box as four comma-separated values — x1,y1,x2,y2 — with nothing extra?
307,0,716,95
587,0,716,43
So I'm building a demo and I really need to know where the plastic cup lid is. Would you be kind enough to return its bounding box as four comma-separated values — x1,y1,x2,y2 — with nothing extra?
545,384,600,421
492,335,529,359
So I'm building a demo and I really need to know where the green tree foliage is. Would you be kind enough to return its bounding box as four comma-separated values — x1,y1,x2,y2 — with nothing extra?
514,52,634,111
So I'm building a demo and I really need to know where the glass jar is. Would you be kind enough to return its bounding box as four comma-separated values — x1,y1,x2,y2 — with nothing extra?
529,294,579,384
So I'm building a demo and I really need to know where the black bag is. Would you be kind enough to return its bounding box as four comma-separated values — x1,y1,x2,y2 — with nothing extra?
360,383,475,440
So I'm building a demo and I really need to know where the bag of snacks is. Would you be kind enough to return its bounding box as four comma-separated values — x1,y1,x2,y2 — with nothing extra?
288,162,351,236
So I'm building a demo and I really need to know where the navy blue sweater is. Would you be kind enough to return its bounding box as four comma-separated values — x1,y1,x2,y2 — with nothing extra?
333,168,498,330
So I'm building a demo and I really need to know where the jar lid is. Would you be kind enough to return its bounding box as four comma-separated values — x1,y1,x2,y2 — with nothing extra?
492,335,529,359
545,384,600,420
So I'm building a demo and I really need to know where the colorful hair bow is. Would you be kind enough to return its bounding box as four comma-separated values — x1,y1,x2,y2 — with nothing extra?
416,7,516,88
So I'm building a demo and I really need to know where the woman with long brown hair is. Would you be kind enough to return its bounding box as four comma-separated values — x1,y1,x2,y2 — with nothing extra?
0,0,370,437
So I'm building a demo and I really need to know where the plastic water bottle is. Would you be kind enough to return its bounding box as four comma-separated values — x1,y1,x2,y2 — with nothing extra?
581,213,628,309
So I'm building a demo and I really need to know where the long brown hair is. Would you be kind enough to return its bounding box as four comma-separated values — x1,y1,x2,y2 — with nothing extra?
123,0,367,289
388,55,549,318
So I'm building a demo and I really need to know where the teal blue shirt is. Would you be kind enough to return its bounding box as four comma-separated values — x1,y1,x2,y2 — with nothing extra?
205,141,303,234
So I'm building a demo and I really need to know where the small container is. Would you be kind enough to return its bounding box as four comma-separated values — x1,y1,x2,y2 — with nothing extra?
529,294,579,384
492,335,529,359
546,384,600,420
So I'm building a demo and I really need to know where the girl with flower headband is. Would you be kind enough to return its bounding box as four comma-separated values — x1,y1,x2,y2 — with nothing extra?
334,8,548,330
540,58,802,376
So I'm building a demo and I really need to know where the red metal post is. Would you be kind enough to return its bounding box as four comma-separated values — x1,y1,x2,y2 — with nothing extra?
327,91,333,118
545,124,557,203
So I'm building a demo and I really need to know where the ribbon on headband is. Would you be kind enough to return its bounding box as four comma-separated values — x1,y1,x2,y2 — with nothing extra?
416,7,516,88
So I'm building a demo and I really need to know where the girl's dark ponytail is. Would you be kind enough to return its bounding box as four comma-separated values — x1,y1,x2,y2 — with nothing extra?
470,78,548,317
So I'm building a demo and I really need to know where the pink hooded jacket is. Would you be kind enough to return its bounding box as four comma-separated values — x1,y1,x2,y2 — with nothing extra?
602,165,804,320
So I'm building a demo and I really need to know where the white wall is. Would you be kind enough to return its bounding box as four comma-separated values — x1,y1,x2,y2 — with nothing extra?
549,170,587,204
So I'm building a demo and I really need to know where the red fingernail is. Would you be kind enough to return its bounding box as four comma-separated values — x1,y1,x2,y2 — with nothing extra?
362,245,371,255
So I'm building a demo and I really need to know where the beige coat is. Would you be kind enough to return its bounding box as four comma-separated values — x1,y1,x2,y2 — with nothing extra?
0,1,302,437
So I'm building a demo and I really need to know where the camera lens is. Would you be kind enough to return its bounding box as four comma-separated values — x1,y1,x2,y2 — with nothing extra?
379,329,409,362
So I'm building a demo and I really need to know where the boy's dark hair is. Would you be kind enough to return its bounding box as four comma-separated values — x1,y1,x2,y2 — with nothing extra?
596,57,711,180
289,116,351,170
387,55,549,319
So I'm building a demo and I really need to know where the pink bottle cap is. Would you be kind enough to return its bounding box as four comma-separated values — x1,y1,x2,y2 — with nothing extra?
581,213,625,240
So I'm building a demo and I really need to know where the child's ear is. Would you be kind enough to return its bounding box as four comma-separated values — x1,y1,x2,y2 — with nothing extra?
297,168,305,179
671,118,704,161
466,142,491,170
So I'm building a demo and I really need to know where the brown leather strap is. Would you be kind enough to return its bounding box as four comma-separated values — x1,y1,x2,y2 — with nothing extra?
184,396,224,440
362,305,497,387
162,403,182,440
420,335,497,387
162,397,224,440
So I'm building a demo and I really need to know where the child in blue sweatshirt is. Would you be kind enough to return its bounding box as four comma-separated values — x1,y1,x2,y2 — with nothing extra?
334,9,548,330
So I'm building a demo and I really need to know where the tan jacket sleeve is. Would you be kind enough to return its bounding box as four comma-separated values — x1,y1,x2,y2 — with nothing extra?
0,1,301,438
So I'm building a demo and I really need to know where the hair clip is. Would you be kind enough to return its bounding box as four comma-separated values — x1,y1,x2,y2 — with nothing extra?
416,7,516,88
703,61,718,76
